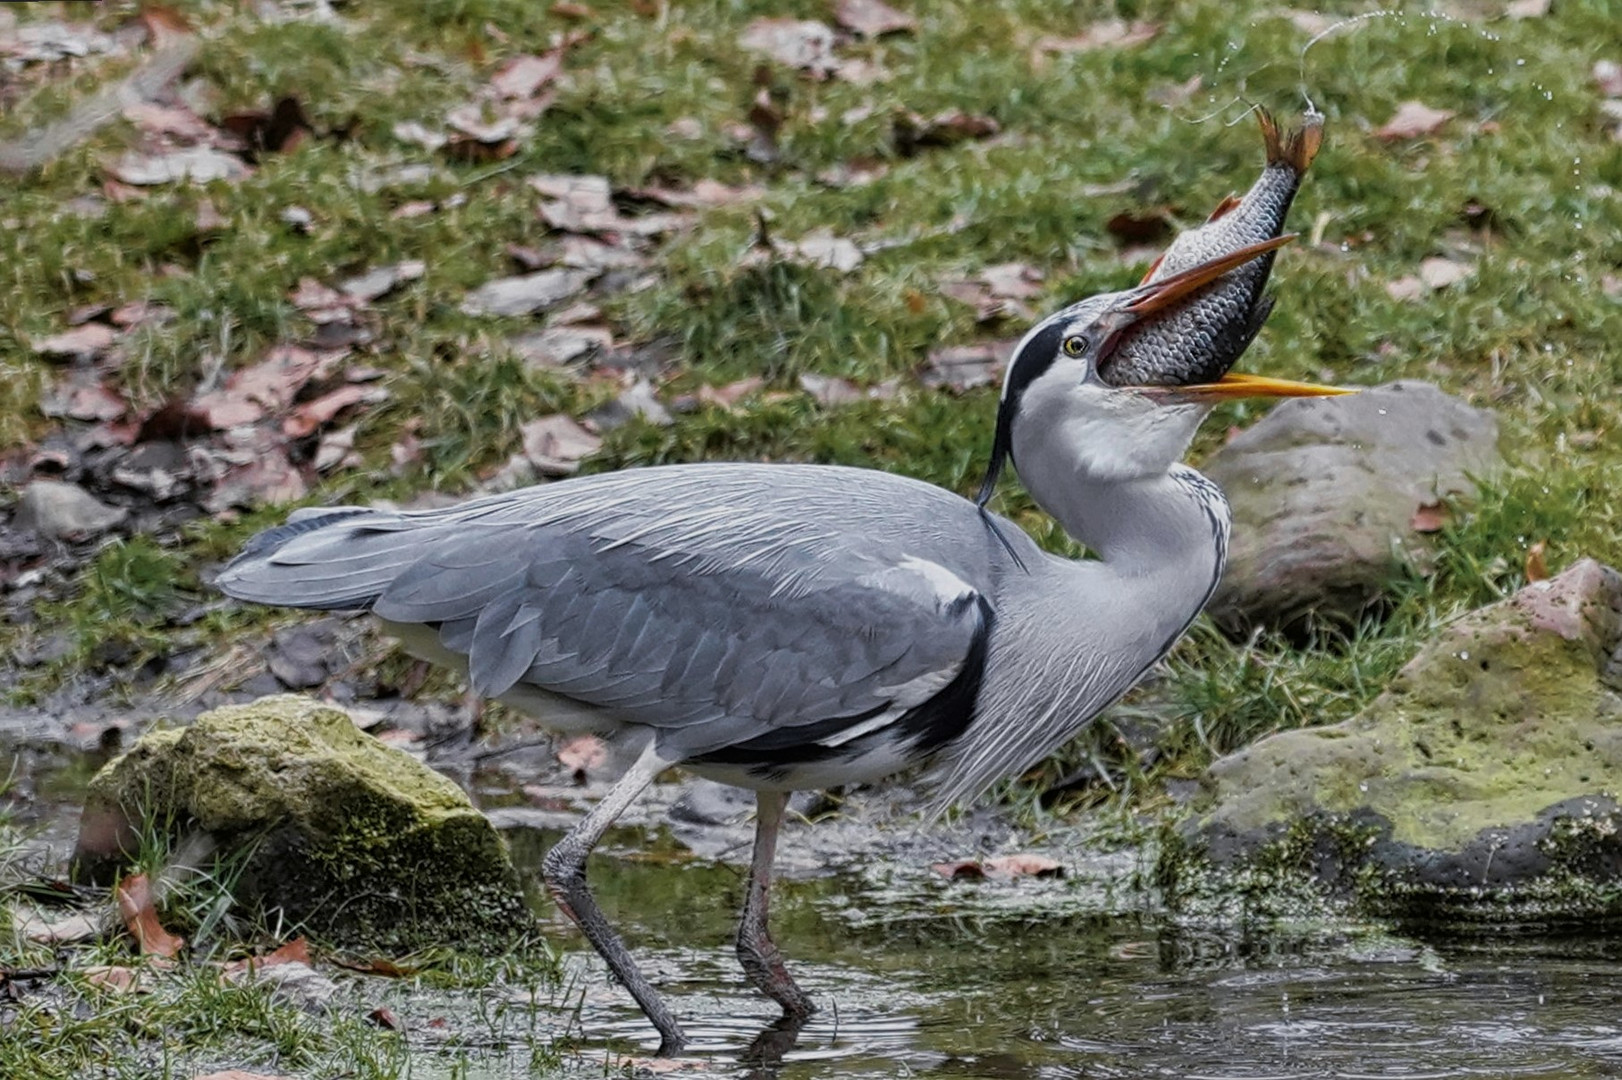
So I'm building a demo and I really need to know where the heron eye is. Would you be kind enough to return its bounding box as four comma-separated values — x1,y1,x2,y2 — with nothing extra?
1061,335,1088,357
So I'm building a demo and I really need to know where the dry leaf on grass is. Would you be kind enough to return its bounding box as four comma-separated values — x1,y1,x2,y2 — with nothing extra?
84,965,144,993
461,268,597,318
768,230,865,273
1595,60,1622,98
122,101,215,143
738,17,837,75
921,341,1013,391
520,414,602,476
1418,255,1474,289
557,734,607,780
107,146,249,185
1409,502,1448,534
1384,276,1426,302
282,385,380,438
188,345,332,429
980,262,1045,300
491,53,563,99
933,854,1063,880
698,377,765,408
41,379,128,422
115,873,185,958
834,0,916,37
1507,0,1550,17
1033,19,1159,59
193,1072,297,1080
223,937,312,979
19,907,105,945
32,322,118,360
893,108,999,155
1524,541,1549,583
339,260,426,303
1374,101,1454,140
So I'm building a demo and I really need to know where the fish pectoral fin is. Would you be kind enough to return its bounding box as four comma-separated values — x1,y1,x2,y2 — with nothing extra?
1205,193,1242,222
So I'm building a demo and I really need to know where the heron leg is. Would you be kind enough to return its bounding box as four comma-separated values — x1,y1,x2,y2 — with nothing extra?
736,790,816,1019
541,743,686,1055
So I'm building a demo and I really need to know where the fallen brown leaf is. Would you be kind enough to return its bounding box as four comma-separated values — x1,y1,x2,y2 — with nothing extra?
1374,101,1454,141
84,965,144,993
1409,502,1448,534
698,377,765,408
32,323,118,360
41,379,128,422
921,341,1011,392
188,345,330,429
980,262,1045,300
1033,19,1159,59
1507,0,1550,17
108,143,250,186
520,414,602,476
461,268,597,318
834,0,916,37
220,96,311,156
799,373,865,406
931,859,987,880
115,873,184,958
340,260,426,303
738,17,837,75
1384,275,1425,302
491,53,563,99
981,854,1064,878
121,101,214,143
282,384,377,438
557,734,607,780
368,1005,404,1030
223,937,312,979
768,230,865,273
1418,255,1474,290
1595,60,1622,98
893,108,999,155
19,908,104,945
1525,540,1549,583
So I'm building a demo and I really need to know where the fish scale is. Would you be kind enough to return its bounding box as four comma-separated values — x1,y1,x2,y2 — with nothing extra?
1100,109,1324,388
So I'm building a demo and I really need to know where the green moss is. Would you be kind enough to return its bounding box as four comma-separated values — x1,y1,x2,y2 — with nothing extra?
76,695,537,953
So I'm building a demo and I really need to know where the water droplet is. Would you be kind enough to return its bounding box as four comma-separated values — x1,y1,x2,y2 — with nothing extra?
1516,57,1526,66
1460,651,1470,660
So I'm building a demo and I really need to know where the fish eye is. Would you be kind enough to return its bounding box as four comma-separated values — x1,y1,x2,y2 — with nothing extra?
1061,335,1088,357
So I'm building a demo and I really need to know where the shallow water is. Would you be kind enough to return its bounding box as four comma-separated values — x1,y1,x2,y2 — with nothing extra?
518,836,1622,1080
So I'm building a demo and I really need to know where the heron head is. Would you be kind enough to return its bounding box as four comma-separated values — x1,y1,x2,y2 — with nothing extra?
976,238,1350,502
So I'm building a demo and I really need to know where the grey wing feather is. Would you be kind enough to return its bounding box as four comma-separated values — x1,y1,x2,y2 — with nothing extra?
216,466,992,760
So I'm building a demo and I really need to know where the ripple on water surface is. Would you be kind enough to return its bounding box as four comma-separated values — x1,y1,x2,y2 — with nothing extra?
543,856,1622,1080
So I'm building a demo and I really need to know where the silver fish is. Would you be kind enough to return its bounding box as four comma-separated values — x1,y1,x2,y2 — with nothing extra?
1099,108,1325,388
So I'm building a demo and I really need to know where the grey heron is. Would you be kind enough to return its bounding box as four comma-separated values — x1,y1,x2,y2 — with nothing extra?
216,240,1350,1054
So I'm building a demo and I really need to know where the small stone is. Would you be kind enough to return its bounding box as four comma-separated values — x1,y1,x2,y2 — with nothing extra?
14,480,127,541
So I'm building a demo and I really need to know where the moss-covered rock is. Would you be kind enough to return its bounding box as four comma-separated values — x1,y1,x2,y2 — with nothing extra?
1166,559,1622,926
74,695,537,952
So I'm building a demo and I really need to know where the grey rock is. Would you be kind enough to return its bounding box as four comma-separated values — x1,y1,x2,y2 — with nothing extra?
1204,380,1502,635
669,778,754,826
1168,559,1622,924
460,268,596,318
14,480,126,541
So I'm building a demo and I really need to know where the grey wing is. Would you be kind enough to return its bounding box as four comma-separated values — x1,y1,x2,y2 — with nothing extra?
216,469,990,761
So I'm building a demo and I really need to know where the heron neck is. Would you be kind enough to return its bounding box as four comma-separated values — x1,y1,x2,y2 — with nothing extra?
1023,462,1229,581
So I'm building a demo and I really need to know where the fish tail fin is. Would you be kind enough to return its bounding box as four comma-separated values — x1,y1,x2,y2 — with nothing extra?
1258,107,1324,174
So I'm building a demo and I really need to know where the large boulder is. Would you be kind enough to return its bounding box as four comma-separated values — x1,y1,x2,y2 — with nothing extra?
1205,381,1501,636
1163,559,1622,925
75,695,536,952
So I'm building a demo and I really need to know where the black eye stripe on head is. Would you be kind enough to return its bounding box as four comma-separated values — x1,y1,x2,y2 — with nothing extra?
974,317,1072,509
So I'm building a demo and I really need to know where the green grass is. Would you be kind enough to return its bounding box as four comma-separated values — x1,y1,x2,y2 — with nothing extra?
1,0,1620,864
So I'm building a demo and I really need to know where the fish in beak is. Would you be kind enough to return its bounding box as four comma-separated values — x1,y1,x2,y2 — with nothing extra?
1099,108,1326,391
1097,235,1351,402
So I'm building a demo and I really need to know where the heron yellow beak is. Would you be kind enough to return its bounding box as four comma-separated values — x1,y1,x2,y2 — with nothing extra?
1171,372,1357,401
